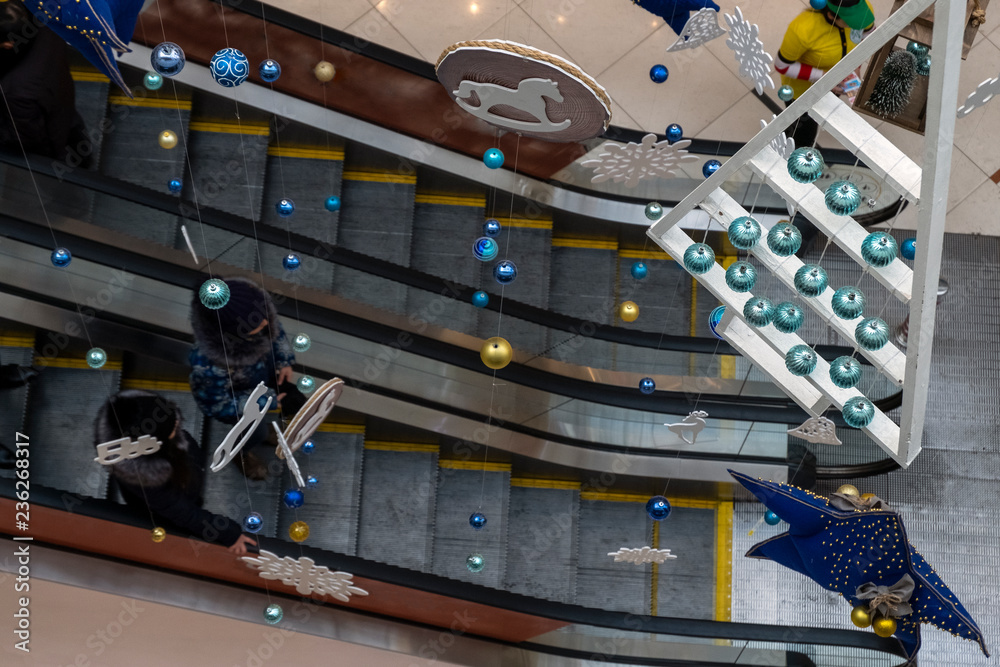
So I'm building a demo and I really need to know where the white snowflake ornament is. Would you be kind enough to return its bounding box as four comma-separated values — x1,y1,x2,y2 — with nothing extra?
724,7,774,94
787,416,842,445
581,133,698,188
761,116,794,161
608,546,677,564
957,75,1000,117
667,8,727,52
242,550,370,602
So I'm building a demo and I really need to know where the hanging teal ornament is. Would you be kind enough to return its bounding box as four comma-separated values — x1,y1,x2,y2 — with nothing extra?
50,247,72,267
144,72,163,90
472,291,489,308
784,344,818,376
199,279,230,309
708,305,726,340
644,202,663,220
906,41,929,57
766,222,801,257
764,510,781,526
855,317,890,351
469,512,487,529
825,180,861,216
466,553,486,573
773,302,804,334
298,375,316,394
483,148,504,169
901,238,916,260
831,286,866,320
292,333,311,352
645,496,671,521
777,85,794,102
472,237,498,262
86,347,107,369
725,261,757,293
324,196,341,212
787,147,825,184
842,396,875,428
916,54,930,76
702,159,721,178
683,243,715,274
861,232,898,267
639,377,655,394
263,603,283,625
829,356,863,389
727,216,761,250
794,264,828,297
630,261,648,280
743,296,775,327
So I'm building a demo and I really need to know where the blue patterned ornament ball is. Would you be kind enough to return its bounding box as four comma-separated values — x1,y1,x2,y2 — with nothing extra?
301,440,315,455
784,344,817,377
51,247,72,267
708,306,726,340
243,512,263,533
702,159,721,178
282,488,304,509
473,237,498,262
259,59,281,82
168,178,182,193
901,238,916,260
469,512,487,529
639,377,655,394
855,317,889,351
728,216,761,249
283,253,301,271
861,232,898,267
787,147,825,184
199,278,230,309
86,347,107,369
210,47,250,87
144,72,163,90
764,510,781,526
263,603,283,625
773,302,804,334
483,148,504,169
466,553,485,573
665,123,683,143
298,375,316,394
829,356,862,389
825,180,861,216
276,198,295,217
842,396,875,428
725,261,757,293
767,222,801,257
777,85,794,102
471,290,489,308
683,243,715,274
324,196,341,212
483,219,501,237
151,42,185,77
646,495,671,521
493,260,517,284
743,296,775,327
831,286,866,320
630,261,648,280
794,264,828,297
649,64,669,83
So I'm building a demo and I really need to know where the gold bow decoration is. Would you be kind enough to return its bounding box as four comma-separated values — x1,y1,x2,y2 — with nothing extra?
856,574,915,618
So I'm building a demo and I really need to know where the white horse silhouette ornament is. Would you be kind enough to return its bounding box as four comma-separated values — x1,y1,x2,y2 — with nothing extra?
453,78,572,133
665,410,709,445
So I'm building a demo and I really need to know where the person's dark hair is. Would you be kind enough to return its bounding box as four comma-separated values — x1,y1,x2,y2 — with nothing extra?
0,1,33,46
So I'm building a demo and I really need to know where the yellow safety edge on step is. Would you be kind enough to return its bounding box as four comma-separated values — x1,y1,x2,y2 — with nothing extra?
363,440,439,453
341,169,417,185
121,379,190,392
35,357,122,370
720,354,736,379
714,501,734,622
315,422,365,434
188,120,270,136
551,237,618,250
0,334,35,348
509,477,580,490
414,192,486,207
108,94,192,110
580,490,720,509
438,458,510,472
495,216,552,230
267,146,345,161
618,249,672,261
71,68,109,83
650,519,660,616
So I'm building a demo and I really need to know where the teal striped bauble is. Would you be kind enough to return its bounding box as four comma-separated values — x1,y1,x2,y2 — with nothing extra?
830,356,863,389
199,278,230,309
683,243,715,274
825,180,861,216
784,344,818,376
860,232,898,268
766,222,801,257
743,296,775,327
794,264,828,297
773,302,804,334
831,286,866,320
855,317,890,351
842,396,875,428
728,216,761,250
725,261,757,293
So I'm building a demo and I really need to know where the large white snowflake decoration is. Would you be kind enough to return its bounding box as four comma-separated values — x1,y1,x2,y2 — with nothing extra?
242,550,370,602
581,133,698,187
761,116,794,161
957,75,1000,117
787,416,842,446
724,7,774,94
609,547,677,564
667,8,727,52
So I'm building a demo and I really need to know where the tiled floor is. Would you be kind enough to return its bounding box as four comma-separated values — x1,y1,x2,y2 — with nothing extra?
266,0,1000,235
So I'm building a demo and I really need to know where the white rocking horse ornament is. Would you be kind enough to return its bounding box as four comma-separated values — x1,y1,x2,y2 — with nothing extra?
665,410,709,444
453,78,572,133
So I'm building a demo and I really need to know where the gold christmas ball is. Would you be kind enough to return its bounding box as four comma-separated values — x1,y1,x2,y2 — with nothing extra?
619,301,639,323
314,61,336,82
151,527,166,543
850,605,872,628
861,492,877,501
158,130,178,149
836,483,860,497
480,336,512,370
872,615,897,638
288,521,310,543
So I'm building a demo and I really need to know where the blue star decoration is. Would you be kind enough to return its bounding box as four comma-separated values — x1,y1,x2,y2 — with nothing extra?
730,470,988,662
25,0,145,97
632,0,721,35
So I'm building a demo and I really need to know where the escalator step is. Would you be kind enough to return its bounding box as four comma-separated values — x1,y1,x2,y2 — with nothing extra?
575,498,651,614
257,240,335,293
259,149,343,245
549,243,619,367
70,72,110,169
504,485,579,604
100,96,190,191
653,505,718,620
184,120,270,221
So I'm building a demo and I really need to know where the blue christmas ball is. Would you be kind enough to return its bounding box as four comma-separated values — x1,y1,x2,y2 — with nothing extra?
483,148,504,169
830,356,863,389
151,42,185,77
639,377,656,394
665,123,683,143
861,232,898,267
306,475,319,488
773,302,804,334
243,512,263,533
725,261,757,293
842,396,875,428
825,180,861,216
472,290,489,308
809,0,827,10
144,72,163,90
644,202,663,220
86,347,107,369
784,344,817,376
276,198,295,217
743,296,775,327
210,47,250,87
324,195,341,212
483,219,501,237
168,178,182,193
708,306,726,340
646,495,671,521
469,512,487,529
473,237,498,262
263,603,283,625
259,59,281,82
777,85,794,102
766,222,802,257
831,286,866,320
283,253,301,271
683,243,715,274
50,247,72,267
901,238,916,260
630,261,648,280
906,41,929,57
298,375,316,394
466,553,486,573
794,264,828,297
764,510,781,526
649,64,669,83
916,54,931,76
493,260,517,284
282,488,304,509
702,159,722,178
301,440,315,455
855,317,889,351
199,278,230,309
787,147,825,184
728,216,761,250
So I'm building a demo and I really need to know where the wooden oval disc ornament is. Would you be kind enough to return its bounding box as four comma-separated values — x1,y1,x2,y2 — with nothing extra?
436,40,612,143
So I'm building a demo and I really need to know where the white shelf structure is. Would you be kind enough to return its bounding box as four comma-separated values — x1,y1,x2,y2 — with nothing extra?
646,0,966,467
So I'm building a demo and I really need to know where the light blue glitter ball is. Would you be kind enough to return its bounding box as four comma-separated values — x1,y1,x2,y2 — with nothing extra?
728,216,761,250
825,180,861,216
766,222,801,257
861,232,898,268
645,202,663,220
794,264,828,298
466,553,486,573
773,302,804,334
472,291,489,308
784,344,817,376
683,243,715,274
855,317,889,351
263,603,283,625
151,42,185,77
144,72,163,90
631,261,648,280
259,59,281,82
901,238,916,260
787,147,825,184
298,375,316,394
842,396,875,428
325,196,341,212
830,356,863,389
86,347,107,369
210,47,250,87
725,261,757,293
831,286,866,320
743,296,775,327
777,85,794,102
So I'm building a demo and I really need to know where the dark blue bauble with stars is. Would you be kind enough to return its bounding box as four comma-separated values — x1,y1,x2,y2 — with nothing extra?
702,159,721,178
901,238,916,260
630,261,648,280
301,440,315,455
210,47,250,87
168,179,182,193
276,198,295,217
665,123,683,143
243,512,263,533
283,254,301,271
764,510,781,525
469,512,487,529
646,495,671,521
151,42,185,77
325,196,341,212
494,260,517,284
282,488,304,509
639,377,655,394
649,64,669,83
51,247,72,267
483,219,501,237
259,59,281,82
472,290,489,308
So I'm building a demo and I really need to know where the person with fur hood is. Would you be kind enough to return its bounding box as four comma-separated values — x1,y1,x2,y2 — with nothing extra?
188,277,304,480
95,389,256,554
